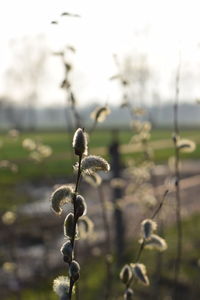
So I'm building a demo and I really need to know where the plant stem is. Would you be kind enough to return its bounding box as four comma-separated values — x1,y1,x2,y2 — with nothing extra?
136,189,168,262
68,154,82,300
174,138,182,294
151,190,168,219
127,189,168,291
135,239,145,263
173,53,182,299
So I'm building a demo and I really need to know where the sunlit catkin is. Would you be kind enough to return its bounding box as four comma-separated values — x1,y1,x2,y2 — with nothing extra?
72,128,88,156
64,213,76,239
143,234,168,251
124,288,134,300
77,216,94,240
51,123,110,299
50,185,73,215
75,194,87,218
120,264,133,285
60,241,73,263
69,260,80,282
53,276,70,299
177,139,196,153
141,219,157,239
90,105,111,123
81,155,110,173
131,263,150,286
83,172,102,187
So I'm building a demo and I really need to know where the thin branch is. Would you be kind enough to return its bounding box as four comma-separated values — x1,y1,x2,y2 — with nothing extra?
135,239,145,263
173,53,182,298
151,190,169,220
125,189,169,293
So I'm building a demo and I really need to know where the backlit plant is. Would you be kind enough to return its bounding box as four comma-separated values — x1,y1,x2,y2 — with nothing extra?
51,128,110,299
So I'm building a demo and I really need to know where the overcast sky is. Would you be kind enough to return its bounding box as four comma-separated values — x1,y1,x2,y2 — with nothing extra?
1,0,200,107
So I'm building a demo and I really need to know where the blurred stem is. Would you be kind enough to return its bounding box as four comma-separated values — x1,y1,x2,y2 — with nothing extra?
132,189,168,244
135,239,145,263
129,189,168,290
136,190,168,262
174,139,182,295
62,52,82,130
151,190,168,219
173,53,182,299
69,91,81,129
97,186,113,300
89,119,97,135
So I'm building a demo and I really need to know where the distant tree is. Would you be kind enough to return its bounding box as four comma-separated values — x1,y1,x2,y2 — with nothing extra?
115,53,152,107
4,35,49,130
0,97,23,129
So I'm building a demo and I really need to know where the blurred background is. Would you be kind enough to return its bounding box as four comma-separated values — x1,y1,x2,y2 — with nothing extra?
0,0,200,299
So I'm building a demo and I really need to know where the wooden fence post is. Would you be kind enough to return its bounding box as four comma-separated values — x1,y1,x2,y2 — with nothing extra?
109,129,125,264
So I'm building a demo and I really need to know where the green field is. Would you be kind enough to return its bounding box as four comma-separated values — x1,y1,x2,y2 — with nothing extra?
0,129,199,210
0,129,200,184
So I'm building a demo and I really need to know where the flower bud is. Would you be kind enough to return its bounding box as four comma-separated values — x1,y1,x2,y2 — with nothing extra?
69,260,80,282
50,185,73,215
177,139,196,153
53,276,70,298
75,195,87,218
72,128,88,156
77,216,94,240
81,155,110,173
120,264,133,285
60,241,73,263
124,288,134,300
141,219,157,239
130,263,149,286
83,172,102,187
64,213,76,239
143,234,168,251
90,105,111,123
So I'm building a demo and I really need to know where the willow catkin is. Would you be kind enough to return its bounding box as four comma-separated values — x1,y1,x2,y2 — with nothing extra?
72,128,88,156
81,155,110,173
50,185,73,215
131,263,150,286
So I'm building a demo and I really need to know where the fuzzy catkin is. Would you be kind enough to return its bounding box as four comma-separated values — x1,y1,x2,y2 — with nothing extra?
90,106,111,122
81,155,110,173
60,241,73,263
72,128,88,156
53,276,70,297
141,219,157,239
131,263,149,286
51,185,73,215
120,264,133,285
75,195,87,218
64,213,76,239
124,288,134,300
177,139,196,153
143,234,168,251
69,260,80,282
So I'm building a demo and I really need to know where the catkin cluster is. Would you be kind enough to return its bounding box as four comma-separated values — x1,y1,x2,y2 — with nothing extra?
120,218,167,299
51,128,110,299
